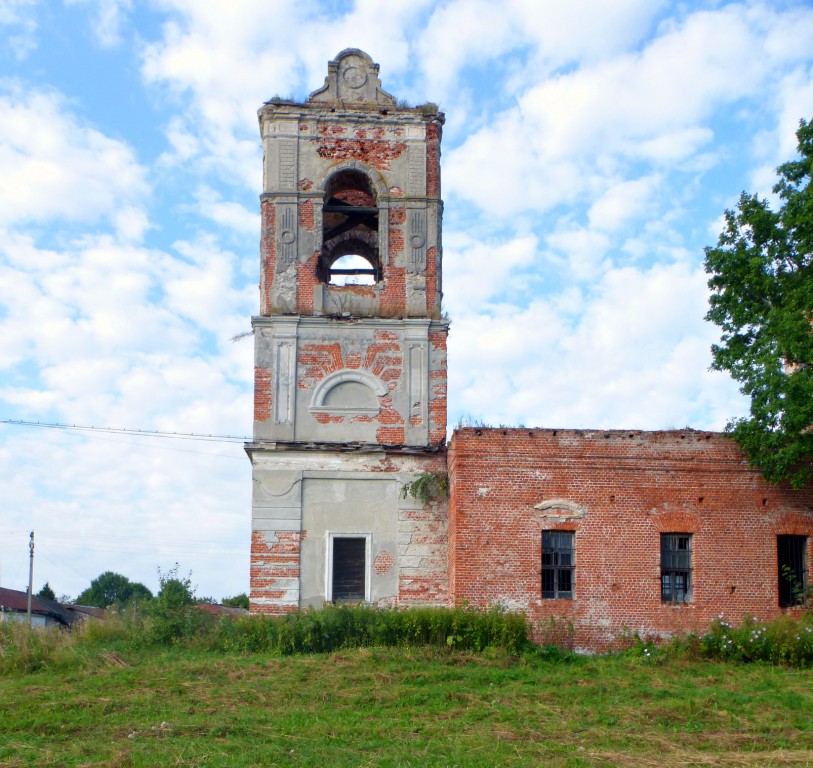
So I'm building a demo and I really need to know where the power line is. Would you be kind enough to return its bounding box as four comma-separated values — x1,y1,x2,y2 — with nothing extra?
1,419,250,443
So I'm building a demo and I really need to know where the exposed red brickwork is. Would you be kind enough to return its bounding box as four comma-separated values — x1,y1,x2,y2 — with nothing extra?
327,284,376,299
295,257,317,315
300,342,344,379
448,429,813,651
300,339,403,385
373,550,395,575
298,178,313,190
250,530,302,615
260,201,276,315
317,138,407,170
428,331,448,446
319,123,346,137
354,126,385,140
314,413,344,424
397,451,449,604
253,368,272,422
376,426,405,444
334,188,374,207
296,337,410,441
299,199,314,230
426,121,442,198
398,504,449,604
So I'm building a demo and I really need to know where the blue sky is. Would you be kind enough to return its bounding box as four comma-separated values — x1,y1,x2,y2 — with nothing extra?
1,0,812,601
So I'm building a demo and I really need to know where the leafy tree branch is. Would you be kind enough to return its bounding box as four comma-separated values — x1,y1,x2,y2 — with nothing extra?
705,118,813,488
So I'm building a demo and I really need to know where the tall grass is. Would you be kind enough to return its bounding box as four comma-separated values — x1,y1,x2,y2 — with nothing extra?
1,604,528,673
5,606,813,676
214,604,529,654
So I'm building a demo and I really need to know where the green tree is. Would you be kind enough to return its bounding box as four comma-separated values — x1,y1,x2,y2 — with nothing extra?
147,565,203,643
222,593,249,610
36,582,56,601
705,118,813,488
75,571,153,608
154,565,195,611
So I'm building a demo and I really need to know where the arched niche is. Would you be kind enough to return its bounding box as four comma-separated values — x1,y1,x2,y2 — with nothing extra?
310,369,386,416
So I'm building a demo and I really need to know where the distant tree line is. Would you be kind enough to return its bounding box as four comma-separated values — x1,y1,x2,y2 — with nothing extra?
36,568,248,611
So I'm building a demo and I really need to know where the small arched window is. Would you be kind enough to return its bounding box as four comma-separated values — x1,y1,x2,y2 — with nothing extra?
320,170,380,284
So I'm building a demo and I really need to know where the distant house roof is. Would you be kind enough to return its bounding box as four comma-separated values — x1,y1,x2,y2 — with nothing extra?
0,587,93,626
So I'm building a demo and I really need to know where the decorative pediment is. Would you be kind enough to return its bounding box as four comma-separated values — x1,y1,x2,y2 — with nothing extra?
308,49,396,107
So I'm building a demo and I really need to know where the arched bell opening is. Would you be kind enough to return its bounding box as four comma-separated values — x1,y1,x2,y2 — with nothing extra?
320,169,380,284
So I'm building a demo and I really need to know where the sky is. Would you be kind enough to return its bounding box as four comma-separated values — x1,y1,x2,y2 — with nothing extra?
1,0,812,602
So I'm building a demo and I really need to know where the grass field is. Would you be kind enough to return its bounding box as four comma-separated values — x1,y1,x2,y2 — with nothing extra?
2,645,813,767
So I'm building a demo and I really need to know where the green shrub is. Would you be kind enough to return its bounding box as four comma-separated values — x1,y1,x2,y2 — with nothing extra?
630,612,813,667
144,565,216,645
699,612,813,666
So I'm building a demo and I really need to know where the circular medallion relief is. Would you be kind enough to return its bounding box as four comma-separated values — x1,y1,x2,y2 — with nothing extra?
342,65,368,89
410,234,425,249
280,230,295,244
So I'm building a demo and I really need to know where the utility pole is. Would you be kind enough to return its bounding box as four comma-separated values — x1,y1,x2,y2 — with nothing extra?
26,531,34,625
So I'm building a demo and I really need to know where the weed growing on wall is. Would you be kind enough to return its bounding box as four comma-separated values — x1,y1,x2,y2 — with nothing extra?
400,471,449,504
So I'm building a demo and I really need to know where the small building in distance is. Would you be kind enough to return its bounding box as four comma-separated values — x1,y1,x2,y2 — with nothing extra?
0,587,101,628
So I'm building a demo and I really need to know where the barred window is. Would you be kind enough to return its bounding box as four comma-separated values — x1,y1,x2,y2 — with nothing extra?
778,535,807,608
542,531,574,599
661,534,692,604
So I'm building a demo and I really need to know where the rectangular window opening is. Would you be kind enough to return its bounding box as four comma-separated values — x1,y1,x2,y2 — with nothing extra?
661,533,692,604
329,536,368,603
542,531,574,599
778,535,807,608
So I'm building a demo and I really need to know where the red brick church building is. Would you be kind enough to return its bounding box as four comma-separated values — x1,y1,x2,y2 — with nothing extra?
247,50,812,651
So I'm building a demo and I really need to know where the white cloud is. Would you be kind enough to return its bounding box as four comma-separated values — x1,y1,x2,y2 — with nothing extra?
448,259,746,430
0,85,149,226
445,3,813,216
545,228,612,280
588,175,661,233
444,232,538,306
194,186,259,235
66,0,132,48
0,0,37,58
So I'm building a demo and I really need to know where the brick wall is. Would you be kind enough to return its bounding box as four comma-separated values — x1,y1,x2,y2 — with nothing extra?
448,427,813,651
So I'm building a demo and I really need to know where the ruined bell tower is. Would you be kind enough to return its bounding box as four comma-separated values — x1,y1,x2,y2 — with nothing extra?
248,50,449,612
